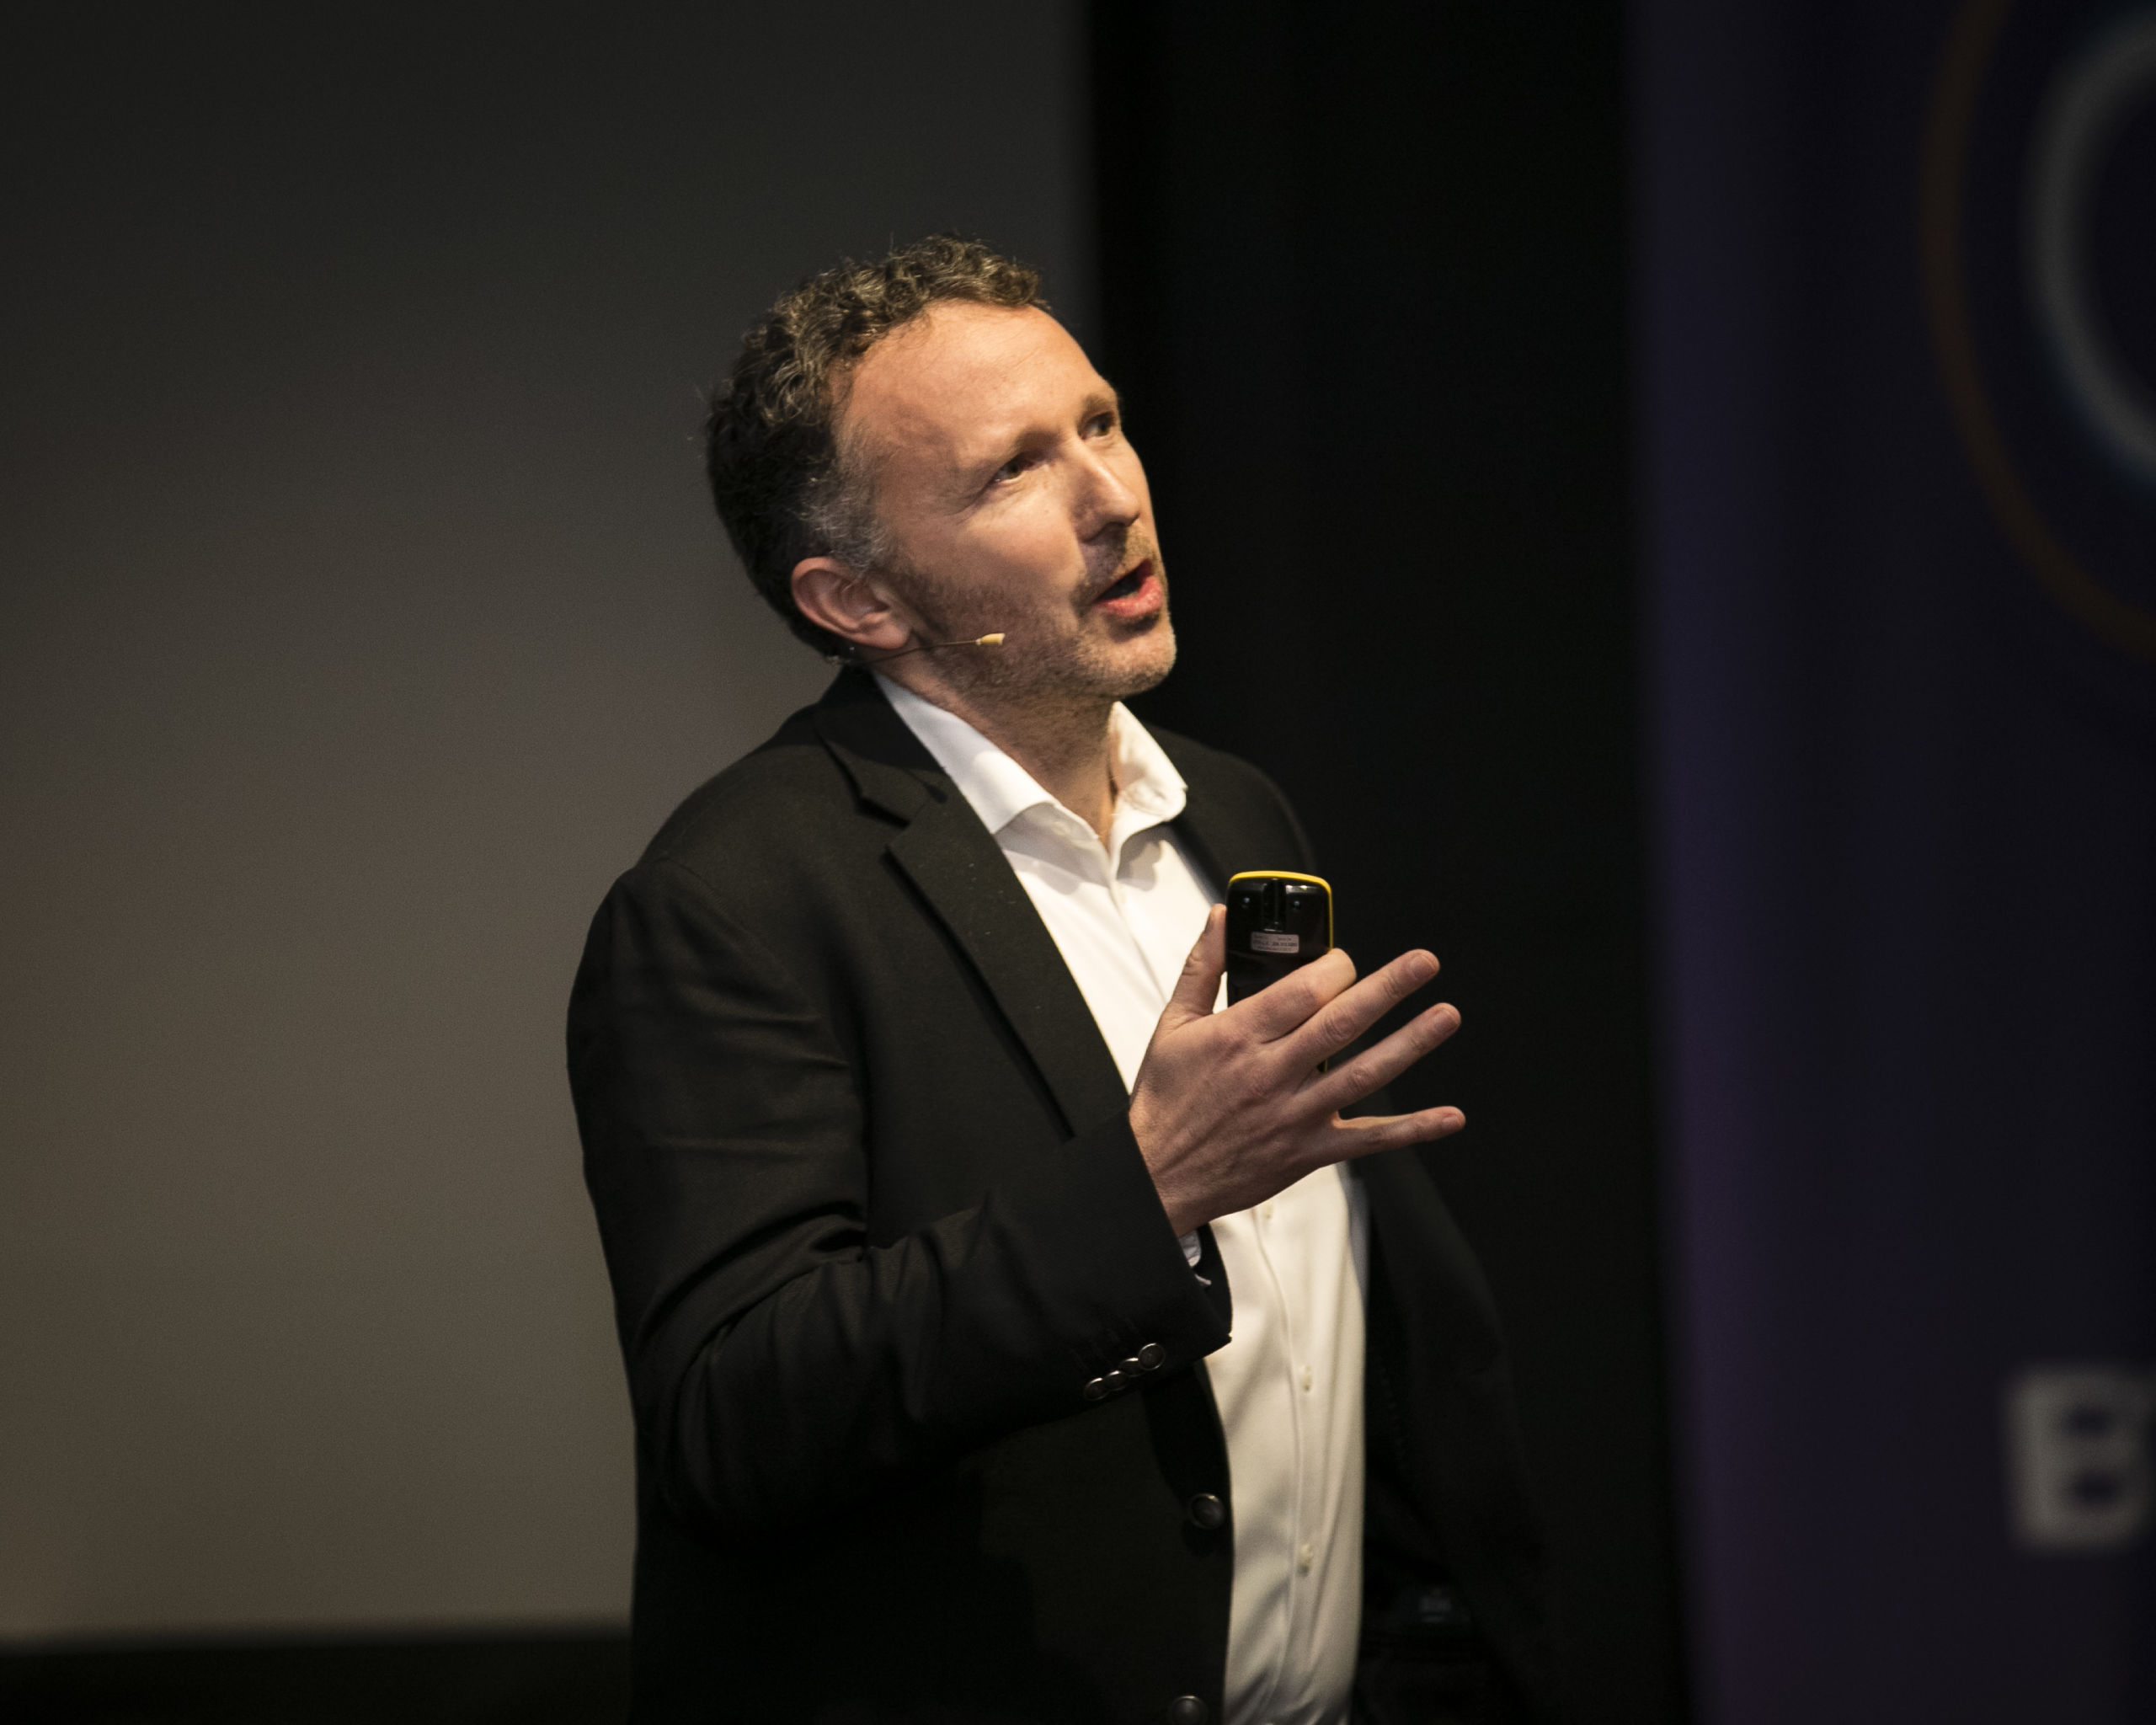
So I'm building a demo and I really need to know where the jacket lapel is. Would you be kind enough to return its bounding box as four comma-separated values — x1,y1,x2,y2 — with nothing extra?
811,672,1131,1139
1162,742,1299,895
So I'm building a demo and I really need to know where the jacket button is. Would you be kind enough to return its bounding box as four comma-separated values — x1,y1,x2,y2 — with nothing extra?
1167,1697,1209,1725
1082,1377,1107,1402
1119,1355,1144,1375
1138,1343,1166,1370
1186,1493,1226,1531
1103,1369,1128,1392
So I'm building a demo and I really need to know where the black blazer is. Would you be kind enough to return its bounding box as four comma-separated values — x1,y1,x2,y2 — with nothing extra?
568,671,1557,1725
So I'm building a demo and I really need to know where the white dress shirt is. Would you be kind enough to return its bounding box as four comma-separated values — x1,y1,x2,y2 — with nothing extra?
878,675,1369,1725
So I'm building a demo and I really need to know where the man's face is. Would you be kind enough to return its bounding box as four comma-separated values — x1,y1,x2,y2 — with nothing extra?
835,302,1173,704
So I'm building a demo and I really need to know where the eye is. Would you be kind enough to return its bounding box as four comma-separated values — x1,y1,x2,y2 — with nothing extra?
993,451,1036,483
1085,409,1118,438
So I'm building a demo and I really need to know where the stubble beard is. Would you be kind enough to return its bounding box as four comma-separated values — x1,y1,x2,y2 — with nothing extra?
884,537,1177,722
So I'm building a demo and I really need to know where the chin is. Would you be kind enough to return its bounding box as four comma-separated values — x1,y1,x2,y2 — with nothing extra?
1092,619,1177,700
1120,642,1177,698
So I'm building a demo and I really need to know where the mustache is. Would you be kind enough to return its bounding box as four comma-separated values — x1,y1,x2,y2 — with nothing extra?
1081,526,1156,599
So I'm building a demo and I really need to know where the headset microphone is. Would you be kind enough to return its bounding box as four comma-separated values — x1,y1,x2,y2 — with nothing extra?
857,632,1006,664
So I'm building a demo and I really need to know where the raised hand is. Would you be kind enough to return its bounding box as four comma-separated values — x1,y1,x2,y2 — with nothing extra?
1128,904,1465,1234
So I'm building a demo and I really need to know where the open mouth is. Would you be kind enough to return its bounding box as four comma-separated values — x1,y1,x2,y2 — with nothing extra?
1096,559,1151,605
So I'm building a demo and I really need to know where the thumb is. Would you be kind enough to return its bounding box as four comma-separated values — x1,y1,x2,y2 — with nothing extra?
1161,904,1226,1032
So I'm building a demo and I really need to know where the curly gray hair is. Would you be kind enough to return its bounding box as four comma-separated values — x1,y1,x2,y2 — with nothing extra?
704,236,1047,654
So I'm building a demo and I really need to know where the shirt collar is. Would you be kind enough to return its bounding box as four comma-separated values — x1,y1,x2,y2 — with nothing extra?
874,672,1187,842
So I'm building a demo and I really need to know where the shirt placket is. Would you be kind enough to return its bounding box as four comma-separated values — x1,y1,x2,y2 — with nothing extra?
1105,823,1171,1013
1246,1195,1309,1723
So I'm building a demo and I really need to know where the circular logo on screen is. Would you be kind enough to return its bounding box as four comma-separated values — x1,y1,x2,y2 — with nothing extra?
1924,1,2156,660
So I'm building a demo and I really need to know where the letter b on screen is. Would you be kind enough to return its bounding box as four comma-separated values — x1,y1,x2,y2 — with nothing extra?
2004,1365,2155,1551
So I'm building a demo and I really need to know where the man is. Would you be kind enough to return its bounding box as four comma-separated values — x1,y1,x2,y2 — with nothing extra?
569,238,1556,1724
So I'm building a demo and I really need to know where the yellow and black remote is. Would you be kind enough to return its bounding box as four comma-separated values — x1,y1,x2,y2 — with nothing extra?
1224,871,1334,1007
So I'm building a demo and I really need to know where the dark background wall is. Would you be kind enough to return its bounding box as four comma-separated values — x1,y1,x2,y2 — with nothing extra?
1092,6,1681,1722
1,0,1091,1650
3,3,1683,1720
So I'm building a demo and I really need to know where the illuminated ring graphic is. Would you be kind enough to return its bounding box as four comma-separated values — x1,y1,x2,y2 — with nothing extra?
2025,12,2156,490
1921,0,2156,660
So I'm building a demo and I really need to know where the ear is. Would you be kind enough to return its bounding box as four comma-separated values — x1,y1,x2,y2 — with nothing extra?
792,558,913,655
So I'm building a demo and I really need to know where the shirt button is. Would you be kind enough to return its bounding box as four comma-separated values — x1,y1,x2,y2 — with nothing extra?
1297,1543,1314,1573
1260,1201,1274,1220
1300,1365,1312,1392
1167,1698,1209,1725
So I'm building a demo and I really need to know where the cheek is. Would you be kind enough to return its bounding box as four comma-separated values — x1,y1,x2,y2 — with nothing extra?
968,508,1085,593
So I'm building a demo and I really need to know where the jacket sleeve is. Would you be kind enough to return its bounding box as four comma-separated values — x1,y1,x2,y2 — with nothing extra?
568,857,1230,1541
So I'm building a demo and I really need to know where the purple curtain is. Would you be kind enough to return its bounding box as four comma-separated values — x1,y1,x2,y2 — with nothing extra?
1640,2,2156,1719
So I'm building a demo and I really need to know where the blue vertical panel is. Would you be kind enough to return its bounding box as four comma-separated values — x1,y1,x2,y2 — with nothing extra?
1641,2,2156,1720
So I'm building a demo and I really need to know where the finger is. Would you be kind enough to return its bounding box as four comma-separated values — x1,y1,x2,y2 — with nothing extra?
1234,946,1358,1039
1159,904,1228,1032
1307,1001,1461,1114
1279,949,1441,1068
1323,1103,1468,1162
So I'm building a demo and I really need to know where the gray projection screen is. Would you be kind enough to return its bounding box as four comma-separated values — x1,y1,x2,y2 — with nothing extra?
0,4,1091,1641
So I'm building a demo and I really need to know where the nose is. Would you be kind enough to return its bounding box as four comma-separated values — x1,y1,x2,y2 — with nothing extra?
1072,436,1143,537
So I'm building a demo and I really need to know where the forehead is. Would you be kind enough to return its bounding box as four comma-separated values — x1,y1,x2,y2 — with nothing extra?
837,302,1103,467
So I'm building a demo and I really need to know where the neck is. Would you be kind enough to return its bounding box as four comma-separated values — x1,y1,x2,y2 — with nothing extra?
886,665,1119,843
